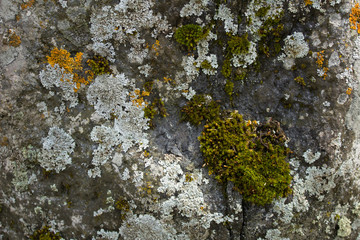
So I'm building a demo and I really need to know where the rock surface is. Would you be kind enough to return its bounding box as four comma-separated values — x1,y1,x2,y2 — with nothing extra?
0,0,359,239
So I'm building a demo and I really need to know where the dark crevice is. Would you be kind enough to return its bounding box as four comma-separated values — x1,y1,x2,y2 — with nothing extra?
240,200,247,240
222,182,234,240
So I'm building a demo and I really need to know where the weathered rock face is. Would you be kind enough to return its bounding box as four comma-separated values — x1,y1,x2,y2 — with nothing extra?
0,0,360,239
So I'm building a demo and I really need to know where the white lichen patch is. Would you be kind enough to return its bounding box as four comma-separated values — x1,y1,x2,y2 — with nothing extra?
304,165,336,201
119,214,178,240
145,154,234,232
40,127,75,173
39,64,78,108
87,74,133,120
94,229,119,240
180,0,209,18
86,72,149,177
337,216,352,237
245,0,285,38
214,4,238,34
90,0,169,62
278,32,309,70
302,149,321,164
232,41,257,68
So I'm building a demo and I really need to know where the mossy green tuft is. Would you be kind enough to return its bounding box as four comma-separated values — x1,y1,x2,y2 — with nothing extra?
30,226,61,240
87,55,112,76
174,24,207,51
181,94,220,126
198,111,292,205
227,33,250,56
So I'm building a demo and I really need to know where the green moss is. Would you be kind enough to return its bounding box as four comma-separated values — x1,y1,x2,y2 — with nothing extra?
198,112,292,206
30,226,61,240
224,79,234,99
257,13,284,57
181,94,220,126
201,60,213,70
227,33,250,56
255,6,270,18
144,80,154,92
234,68,247,81
87,55,112,75
221,58,232,79
115,197,130,220
174,24,207,51
144,98,167,128
115,197,130,212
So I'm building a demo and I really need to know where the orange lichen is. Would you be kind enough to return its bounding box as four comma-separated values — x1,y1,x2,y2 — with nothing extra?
316,50,328,80
350,3,360,33
46,47,91,92
151,40,161,56
346,87,353,95
0,137,9,146
47,48,83,73
316,50,325,67
21,0,35,10
6,29,21,47
15,14,21,22
304,0,313,6
129,89,150,107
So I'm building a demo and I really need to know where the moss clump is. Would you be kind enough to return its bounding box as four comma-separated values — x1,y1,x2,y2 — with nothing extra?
181,94,220,126
144,98,167,128
221,58,232,79
258,13,284,57
198,112,292,205
87,55,112,76
115,197,130,212
115,197,130,220
174,24,207,51
224,79,234,99
255,6,270,18
30,226,61,240
201,60,213,70
227,33,250,55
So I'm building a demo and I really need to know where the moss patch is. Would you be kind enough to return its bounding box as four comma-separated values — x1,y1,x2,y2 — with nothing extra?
30,226,61,240
198,112,292,206
87,55,112,76
174,24,207,51
181,94,220,126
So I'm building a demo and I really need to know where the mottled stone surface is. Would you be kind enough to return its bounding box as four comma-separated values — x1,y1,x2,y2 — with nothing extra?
0,0,359,239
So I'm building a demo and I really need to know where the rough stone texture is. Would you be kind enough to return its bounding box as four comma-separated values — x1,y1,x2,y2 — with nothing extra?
0,0,360,239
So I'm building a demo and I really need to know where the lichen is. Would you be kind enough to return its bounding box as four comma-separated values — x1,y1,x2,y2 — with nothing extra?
39,127,75,173
337,216,351,237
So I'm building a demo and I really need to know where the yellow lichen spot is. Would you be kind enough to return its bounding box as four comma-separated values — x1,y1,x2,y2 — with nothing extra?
350,3,360,33
141,91,150,97
304,0,313,6
185,173,193,182
346,87,352,95
163,77,172,83
143,150,150,157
